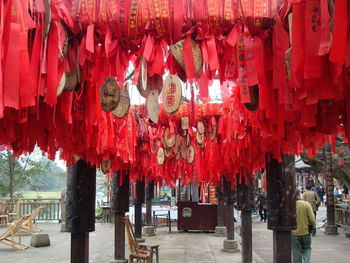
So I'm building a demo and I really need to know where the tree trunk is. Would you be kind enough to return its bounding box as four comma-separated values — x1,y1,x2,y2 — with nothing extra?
8,153,15,198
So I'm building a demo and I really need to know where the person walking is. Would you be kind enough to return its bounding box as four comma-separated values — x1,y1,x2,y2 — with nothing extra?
302,185,320,236
292,189,316,263
257,192,267,222
343,184,348,199
315,184,325,205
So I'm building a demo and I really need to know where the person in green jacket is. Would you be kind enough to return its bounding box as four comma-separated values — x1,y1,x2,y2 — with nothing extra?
292,189,316,263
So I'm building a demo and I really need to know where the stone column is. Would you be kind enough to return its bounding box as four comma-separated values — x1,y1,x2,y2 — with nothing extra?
222,180,239,253
143,181,156,237
266,155,296,263
66,160,96,263
324,148,338,235
215,186,227,236
237,174,255,263
111,170,130,263
134,179,145,243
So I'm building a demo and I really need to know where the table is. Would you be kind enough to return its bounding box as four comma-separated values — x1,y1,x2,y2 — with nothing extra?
177,201,217,231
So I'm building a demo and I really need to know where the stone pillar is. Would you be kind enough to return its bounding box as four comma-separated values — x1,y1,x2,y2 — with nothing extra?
237,174,255,263
143,181,156,237
66,160,96,263
111,170,130,263
266,155,296,263
134,179,145,243
324,148,338,235
222,180,239,253
215,186,227,236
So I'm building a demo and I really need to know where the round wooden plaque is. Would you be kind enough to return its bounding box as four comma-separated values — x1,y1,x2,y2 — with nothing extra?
163,75,182,114
100,77,120,112
181,117,189,130
112,83,130,119
157,148,165,165
196,131,204,145
137,74,163,98
164,128,176,148
187,145,195,163
146,90,160,123
57,73,66,96
170,38,203,77
197,121,205,134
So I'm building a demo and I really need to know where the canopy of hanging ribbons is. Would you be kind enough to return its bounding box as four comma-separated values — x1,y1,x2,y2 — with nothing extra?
0,0,349,184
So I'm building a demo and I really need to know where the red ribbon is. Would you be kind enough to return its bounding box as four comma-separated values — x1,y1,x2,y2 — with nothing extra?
329,0,348,65
183,36,197,82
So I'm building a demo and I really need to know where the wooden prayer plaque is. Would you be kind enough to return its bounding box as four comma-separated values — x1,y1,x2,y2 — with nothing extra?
100,77,120,112
187,145,195,163
197,121,205,134
181,117,189,130
146,90,160,123
163,75,182,114
112,83,130,119
196,131,204,145
157,148,165,165
170,38,203,77
164,127,176,148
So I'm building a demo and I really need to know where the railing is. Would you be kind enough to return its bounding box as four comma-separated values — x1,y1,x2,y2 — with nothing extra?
335,204,350,227
0,198,62,222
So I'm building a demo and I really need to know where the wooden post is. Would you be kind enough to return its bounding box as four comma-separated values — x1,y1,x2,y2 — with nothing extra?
324,147,338,235
60,192,66,232
215,186,227,236
143,181,156,237
237,174,255,263
222,180,239,253
71,233,89,263
135,179,145,242
111,170,130,263
266,155,296,263
66,160,96,263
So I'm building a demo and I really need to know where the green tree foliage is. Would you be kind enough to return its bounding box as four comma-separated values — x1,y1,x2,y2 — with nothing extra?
0,150,65,197
301,137,350,188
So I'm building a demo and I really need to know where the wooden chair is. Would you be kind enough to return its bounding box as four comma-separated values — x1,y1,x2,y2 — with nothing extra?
0,215,29,250
21,206,45,234
124,216,159,263
0,200,10,226
8,199,22,223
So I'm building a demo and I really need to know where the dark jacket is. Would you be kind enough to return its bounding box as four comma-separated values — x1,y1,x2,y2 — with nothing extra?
257,194,267,210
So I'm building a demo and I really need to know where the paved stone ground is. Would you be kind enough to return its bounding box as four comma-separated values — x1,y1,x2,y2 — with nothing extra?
0,206,349,263
252,206,350,263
